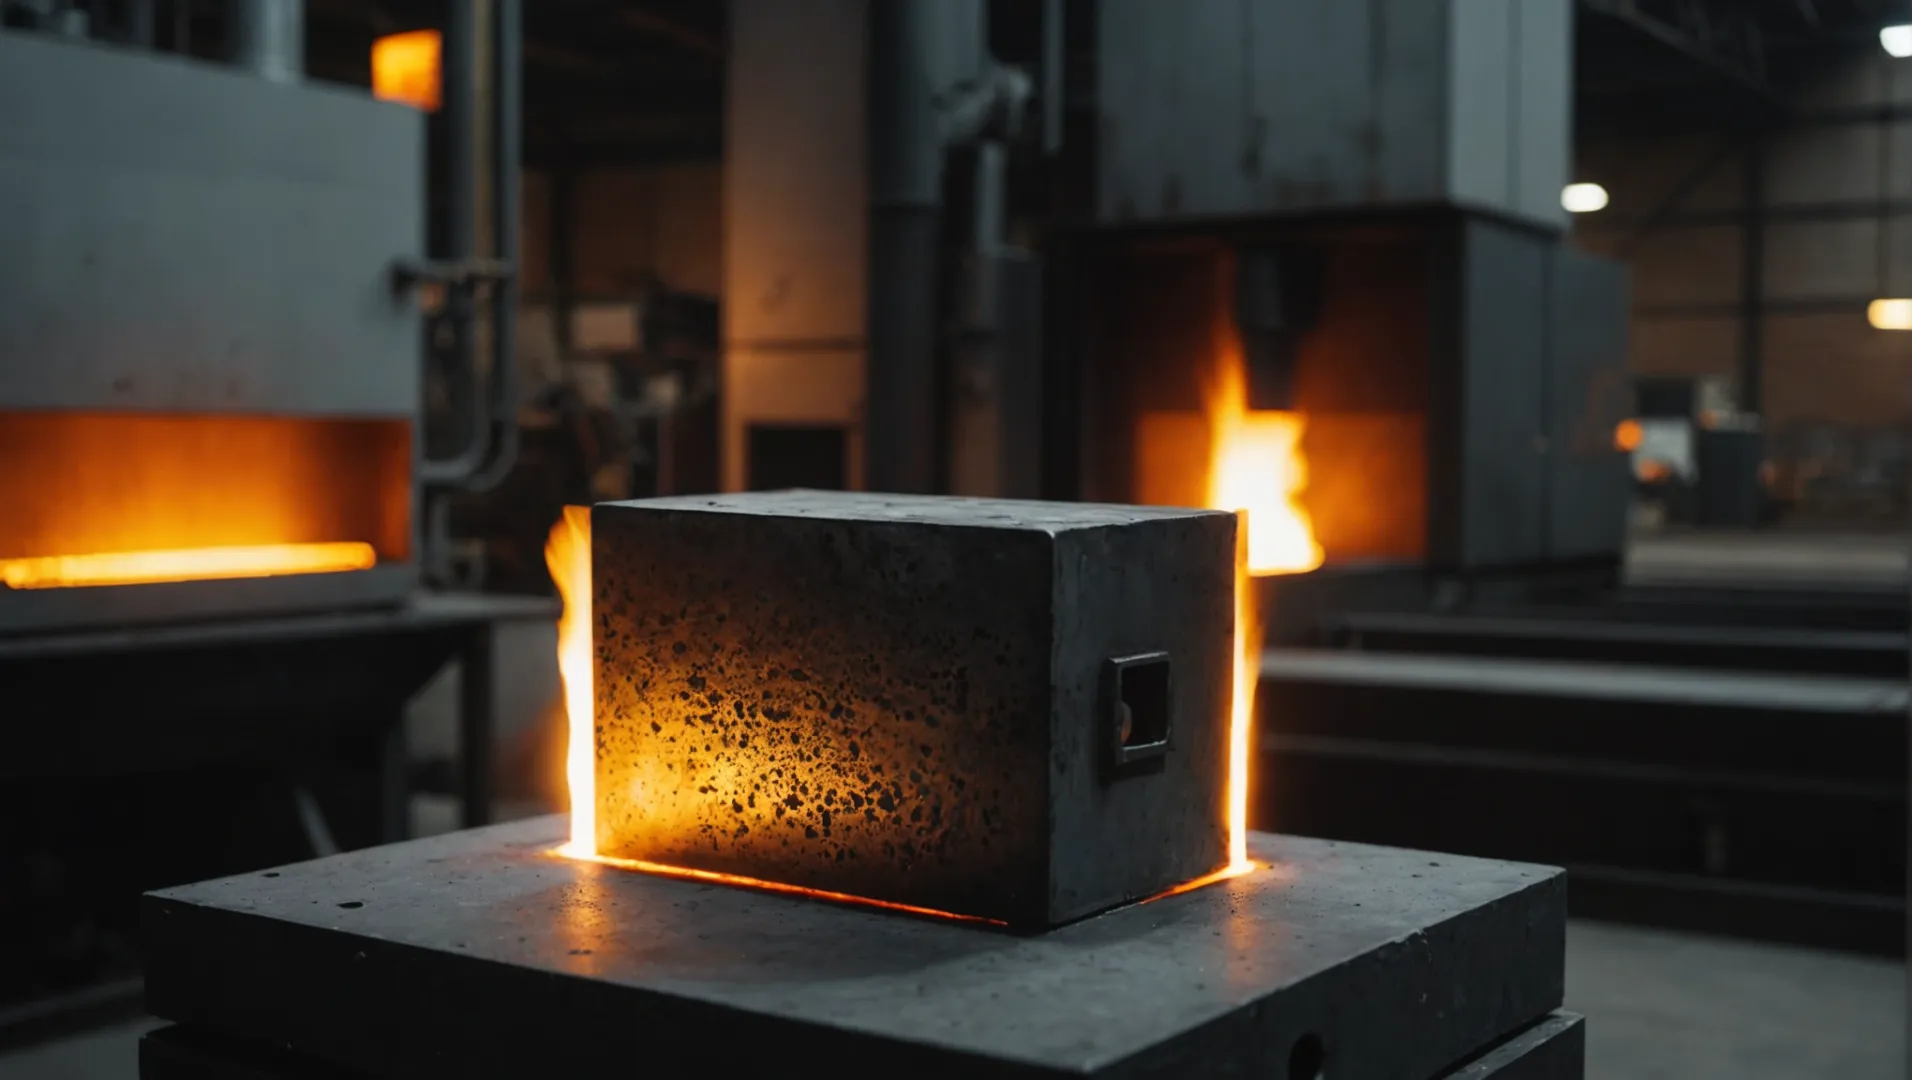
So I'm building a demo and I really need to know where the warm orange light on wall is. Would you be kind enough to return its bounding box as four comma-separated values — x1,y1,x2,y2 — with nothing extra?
372,29,441,112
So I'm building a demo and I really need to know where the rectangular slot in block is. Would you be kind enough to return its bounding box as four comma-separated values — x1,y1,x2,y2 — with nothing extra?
1107,651,1172,773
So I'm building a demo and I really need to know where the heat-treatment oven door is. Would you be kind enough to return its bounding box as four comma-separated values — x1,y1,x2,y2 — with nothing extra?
0,30,425,633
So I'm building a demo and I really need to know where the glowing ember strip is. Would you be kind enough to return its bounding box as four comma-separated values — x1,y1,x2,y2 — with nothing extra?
0,542,378,590
1146,859,1258,905
554,847,1010,926
1227,513,1260,871
557,846,1252,925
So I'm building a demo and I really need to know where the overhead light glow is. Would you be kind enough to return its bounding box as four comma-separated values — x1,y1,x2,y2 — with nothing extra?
1561,183,1610,214
1882,25,1912,58
1868,298,1912,330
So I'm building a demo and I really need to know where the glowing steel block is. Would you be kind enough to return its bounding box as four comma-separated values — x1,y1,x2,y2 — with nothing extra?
592,491,1234,927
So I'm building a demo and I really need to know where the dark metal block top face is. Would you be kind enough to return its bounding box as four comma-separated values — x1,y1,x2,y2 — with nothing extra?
143,818,1568,1080
615,490,1228,531
590,493,1235,926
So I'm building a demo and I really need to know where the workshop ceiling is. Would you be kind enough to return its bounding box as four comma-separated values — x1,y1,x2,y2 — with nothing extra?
1577,0,1912,135
295,0,1910,166
304,0,723,169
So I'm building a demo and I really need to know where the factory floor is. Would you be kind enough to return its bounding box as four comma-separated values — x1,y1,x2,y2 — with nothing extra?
1,920,1898,1079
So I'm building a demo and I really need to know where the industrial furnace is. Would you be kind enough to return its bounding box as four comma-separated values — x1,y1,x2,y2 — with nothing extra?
0,2,535,1021
1051,206,1633,583
1043,0,1635,628
718,0,1630,628
0,27,425,632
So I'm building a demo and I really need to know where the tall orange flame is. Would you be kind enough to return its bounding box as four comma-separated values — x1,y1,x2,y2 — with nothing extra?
1225,519,1263,869
1203,340,1320,870
545,506,595,856
1203,347,1323,577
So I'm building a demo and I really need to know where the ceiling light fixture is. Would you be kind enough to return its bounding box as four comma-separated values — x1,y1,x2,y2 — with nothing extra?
1561,183,1610,214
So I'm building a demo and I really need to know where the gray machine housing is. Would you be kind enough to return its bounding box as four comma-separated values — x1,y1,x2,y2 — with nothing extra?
1442,217,1635,570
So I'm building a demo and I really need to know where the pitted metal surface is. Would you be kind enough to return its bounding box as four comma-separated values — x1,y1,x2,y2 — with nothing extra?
591,492,1234,925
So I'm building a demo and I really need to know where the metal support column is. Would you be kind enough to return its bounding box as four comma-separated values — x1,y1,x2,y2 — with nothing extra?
551,164,577,356
376,715,410,844
458,625,495,827
865,0,945,494
125,0,154,46
228,0,302,82
1739,133,1766,414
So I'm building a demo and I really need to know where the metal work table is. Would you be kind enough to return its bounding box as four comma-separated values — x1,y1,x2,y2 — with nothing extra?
0,592,558,832
1258,646,1907,955
0,592,559,1046
1325,609,1907,677
140,815,1579,1078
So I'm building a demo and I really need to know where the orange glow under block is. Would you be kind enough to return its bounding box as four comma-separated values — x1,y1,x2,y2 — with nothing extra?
556,845,1254,927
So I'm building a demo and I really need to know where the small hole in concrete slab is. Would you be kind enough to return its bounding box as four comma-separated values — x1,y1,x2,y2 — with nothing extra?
262,872,280,878
1288,1032,1325,1079
337,901,364,909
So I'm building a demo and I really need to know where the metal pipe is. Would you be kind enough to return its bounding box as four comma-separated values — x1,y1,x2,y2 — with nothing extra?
420,0,521,494
972,141,1005,256
1739,133,1765,415
1041,0,1064,155
126,0,155,46
866,0,945,494
463,0,522,492
54,2,87,37
228,0,302,82
419,0,486,486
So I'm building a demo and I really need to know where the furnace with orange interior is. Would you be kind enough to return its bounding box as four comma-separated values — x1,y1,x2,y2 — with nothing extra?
0,9,523,633
1054,214,1633,580
1037,0,1635,638
0,29,432,632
